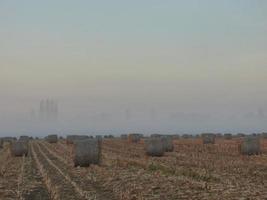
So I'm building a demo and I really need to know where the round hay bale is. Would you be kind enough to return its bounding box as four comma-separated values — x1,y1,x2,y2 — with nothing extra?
145,138,164,157
202,133,215,144
128,133,142,143
11,141,28,156
73,139,101,167
46,134,58,143
66,135,89,144
240,136,261,155
19,135,30,143
161,137,174,152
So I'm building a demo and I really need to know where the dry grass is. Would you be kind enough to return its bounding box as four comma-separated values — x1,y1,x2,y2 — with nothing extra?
1,138,267,199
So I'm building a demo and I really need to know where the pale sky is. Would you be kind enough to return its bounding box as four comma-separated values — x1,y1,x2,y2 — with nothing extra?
0,0,267,136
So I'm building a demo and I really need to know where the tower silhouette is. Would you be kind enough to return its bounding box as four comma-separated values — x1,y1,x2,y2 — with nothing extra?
39,99,58,121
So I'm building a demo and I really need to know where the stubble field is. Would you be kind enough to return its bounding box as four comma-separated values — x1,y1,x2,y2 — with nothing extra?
0,137,267,200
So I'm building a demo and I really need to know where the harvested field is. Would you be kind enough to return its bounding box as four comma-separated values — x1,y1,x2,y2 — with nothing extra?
0,138,267,199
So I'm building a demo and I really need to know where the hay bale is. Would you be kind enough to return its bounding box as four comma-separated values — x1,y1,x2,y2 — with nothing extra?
11,141,28,156
46,134,58,143
19,135,30,142
66,135,89,144
161,136,174,152
145,138,164,156
240,136,261,155
128,133,142,143
73,139,101,167
224,133,232,140
202,133,215,144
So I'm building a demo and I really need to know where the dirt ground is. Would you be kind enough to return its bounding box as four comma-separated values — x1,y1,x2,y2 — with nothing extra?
0,137,267,200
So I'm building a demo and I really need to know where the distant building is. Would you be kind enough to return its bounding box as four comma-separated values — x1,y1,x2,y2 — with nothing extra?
39,99,58,121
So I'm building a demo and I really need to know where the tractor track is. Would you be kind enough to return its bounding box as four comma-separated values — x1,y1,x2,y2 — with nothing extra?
21,143,50,200
31,142,84,200
35,141,117,200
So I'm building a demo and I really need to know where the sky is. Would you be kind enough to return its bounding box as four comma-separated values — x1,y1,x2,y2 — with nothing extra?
0,0,267,136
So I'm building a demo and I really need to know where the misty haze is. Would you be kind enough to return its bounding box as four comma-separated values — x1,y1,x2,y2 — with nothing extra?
0,1,267,200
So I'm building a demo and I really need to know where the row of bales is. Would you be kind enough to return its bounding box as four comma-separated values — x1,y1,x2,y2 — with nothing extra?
121,133,174,157
64,133,146,167
1,133,116,167
123,132,267,156
1,134,58,157
124,132,265,156
2,131,267,168
50,132,267,168
43,134,102,167
176,132,267,140
200,133,262,155
3,134,101,167
65,131,264,168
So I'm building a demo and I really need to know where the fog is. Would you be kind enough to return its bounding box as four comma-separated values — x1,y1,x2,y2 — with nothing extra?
1,0,267,136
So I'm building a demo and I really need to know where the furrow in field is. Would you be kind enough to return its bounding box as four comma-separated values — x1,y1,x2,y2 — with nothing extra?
31,142,84,200
37,141,117,200
21,143,50,200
